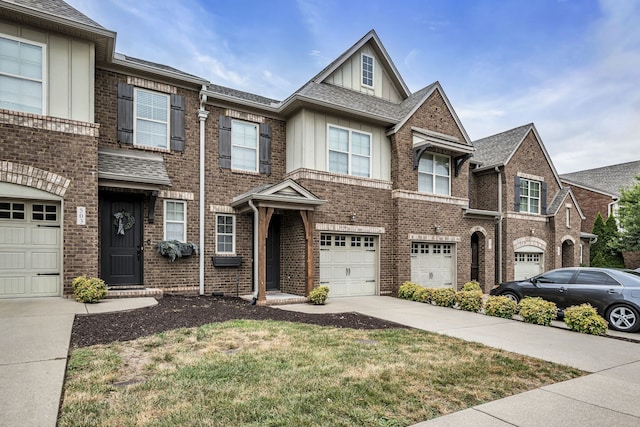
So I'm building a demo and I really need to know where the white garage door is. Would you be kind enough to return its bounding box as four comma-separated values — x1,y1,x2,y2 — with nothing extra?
0,200,61,298
513,252,543,281
319,234,377,297
411,242,455,288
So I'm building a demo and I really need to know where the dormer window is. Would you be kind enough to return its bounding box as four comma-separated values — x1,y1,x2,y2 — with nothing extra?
361,54,374,88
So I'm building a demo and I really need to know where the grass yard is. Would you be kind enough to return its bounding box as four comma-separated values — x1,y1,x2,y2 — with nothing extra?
60,319,583,426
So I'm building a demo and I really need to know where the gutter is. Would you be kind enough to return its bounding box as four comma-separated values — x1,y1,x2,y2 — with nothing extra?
198,89,209,295
496,167,503,283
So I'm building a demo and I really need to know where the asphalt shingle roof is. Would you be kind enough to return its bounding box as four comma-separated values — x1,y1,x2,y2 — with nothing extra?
547,187,570,215
207,84,280,107
117,54,207,82
472,124,533,167
560,160,640,197
98,148,171,187
4,0,105,29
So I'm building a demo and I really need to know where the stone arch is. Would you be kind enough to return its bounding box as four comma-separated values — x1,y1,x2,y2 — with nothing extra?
0,161,70,196
513,236,547,252
560,235,576,245
469,225,487,237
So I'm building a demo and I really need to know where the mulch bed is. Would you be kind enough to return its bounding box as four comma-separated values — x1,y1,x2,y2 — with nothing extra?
71,296,409,348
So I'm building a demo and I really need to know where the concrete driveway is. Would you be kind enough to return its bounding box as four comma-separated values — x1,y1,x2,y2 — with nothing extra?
0,297,157,427
278,296,640,426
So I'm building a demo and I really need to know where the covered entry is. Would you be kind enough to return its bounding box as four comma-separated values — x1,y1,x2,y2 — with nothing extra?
231,179,325,304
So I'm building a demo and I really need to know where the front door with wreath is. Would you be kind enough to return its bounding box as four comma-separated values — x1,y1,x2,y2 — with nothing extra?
100,193,143,285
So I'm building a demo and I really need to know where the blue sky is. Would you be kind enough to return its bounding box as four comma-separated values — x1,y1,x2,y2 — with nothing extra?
67,0,640,174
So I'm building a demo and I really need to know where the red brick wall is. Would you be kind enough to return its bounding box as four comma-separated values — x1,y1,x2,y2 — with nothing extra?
0,114,99,296
563,183,613,233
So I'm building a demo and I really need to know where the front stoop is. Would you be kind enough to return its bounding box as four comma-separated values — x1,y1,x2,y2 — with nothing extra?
240,292,308,306
106,285,163,299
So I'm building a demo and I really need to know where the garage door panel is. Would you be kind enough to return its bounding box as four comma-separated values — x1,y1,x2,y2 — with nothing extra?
319,234,377,297
0,226,25,244
411,243,455,288
0,199,61,298
0,277,26,295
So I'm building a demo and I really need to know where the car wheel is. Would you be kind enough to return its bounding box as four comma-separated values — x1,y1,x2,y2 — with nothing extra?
607,305,640,332
501,291,520,304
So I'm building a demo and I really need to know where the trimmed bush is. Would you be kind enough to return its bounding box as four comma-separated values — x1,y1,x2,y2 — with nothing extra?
309,286,329,305
462,281,482,292
484,296,518,319
563,304,608,335
413,287,432,303
455,290,483,312
72,276,107,303
432,287,456,307
518,297,557,326
398,282,421,300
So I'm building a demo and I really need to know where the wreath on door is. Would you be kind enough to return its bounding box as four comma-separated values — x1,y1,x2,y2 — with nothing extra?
113,210,135,235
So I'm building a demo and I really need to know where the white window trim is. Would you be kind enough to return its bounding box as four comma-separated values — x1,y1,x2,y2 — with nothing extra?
216,214,236,254
231,119,259,172
361,53,374,88
520,178,541,214
418,152,451,196
163,200,186,242
0,34,47,115
326,124,372,178
566,206,571,228
133,87,170,149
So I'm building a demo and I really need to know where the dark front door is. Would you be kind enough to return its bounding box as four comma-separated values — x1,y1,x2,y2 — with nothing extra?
266,217,281,291
471,233,479,282
100,193,143,285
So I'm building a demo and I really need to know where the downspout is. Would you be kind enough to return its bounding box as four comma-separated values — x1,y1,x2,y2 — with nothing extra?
496,166,503,284
248,199,259,301
198,88,209,295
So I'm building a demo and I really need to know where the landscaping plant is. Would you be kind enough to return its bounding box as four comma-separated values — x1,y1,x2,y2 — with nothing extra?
308,285,329,305
398,281,421,300
518,297,557,326
72,276,107,303
461,280,482,292
455,290,483,312
484,295,518,319
431,287,456,307
563,304,608,335
413,286,432,303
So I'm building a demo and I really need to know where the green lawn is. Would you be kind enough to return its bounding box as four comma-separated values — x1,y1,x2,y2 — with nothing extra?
60,320,583,426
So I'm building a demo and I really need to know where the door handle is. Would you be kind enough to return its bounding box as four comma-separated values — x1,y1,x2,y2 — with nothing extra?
137,245,143,261
607,289,617,294
558,287,566,293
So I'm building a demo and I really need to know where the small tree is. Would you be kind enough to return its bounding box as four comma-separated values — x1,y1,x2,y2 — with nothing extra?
590,213,607,266
590,213,624,267
618,177,640,252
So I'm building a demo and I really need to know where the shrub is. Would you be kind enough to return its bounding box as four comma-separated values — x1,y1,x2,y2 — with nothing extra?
518,297,557,326
431,287,456,307
72,276,107,303
455,290,483,312
484,296,518,319
413,287,432,303
398,282,421,300
462,281,482,292
563,304,608,335
308,286,329,305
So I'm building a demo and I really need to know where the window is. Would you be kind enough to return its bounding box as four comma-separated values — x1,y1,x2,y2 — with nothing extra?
418,153,450,195
164,200,186,241
32,204,57,221
0,201,25,220
536,269,574,284
231,120,259,172
0,35,45,114
134,88,170,149
328,125,371,177
566,207,571,228
575,271,620,286
519,178,540,214
362,54,374,87
216,214,235,254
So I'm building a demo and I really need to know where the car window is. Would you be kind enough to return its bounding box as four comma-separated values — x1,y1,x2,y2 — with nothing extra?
575,271,620,286
536,270,574,284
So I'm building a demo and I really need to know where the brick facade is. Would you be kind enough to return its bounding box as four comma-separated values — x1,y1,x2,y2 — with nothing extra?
563,183,613,233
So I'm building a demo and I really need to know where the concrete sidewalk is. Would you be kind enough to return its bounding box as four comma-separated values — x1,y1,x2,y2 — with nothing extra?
0,297,157,427
278,296,640,426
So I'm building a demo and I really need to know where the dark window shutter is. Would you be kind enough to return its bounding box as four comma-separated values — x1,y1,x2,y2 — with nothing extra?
219,115,232,169
541,182,547,215
514,176,521,212
170,94,185,152
259,123,272,176
117,83,134,144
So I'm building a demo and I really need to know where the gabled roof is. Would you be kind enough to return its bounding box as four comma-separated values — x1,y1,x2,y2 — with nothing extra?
546,187,585,219
0,0,116,61
230,179,326,213
98,148,171,189
309,29,410,98
560,160,640,198
472,123,562,187
112,53,208,85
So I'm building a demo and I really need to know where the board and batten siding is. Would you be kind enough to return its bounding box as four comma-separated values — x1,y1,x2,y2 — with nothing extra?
0,20,95,122
286,109,391,180
324,44,402,102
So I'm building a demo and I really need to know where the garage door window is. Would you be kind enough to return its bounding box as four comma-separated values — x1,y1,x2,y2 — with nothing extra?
0,201,25,219
515,253,540,263
32,204,57,221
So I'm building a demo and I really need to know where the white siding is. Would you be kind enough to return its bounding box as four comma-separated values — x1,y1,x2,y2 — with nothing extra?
286,109,391,180
0,19,94,122
324,44,402,102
